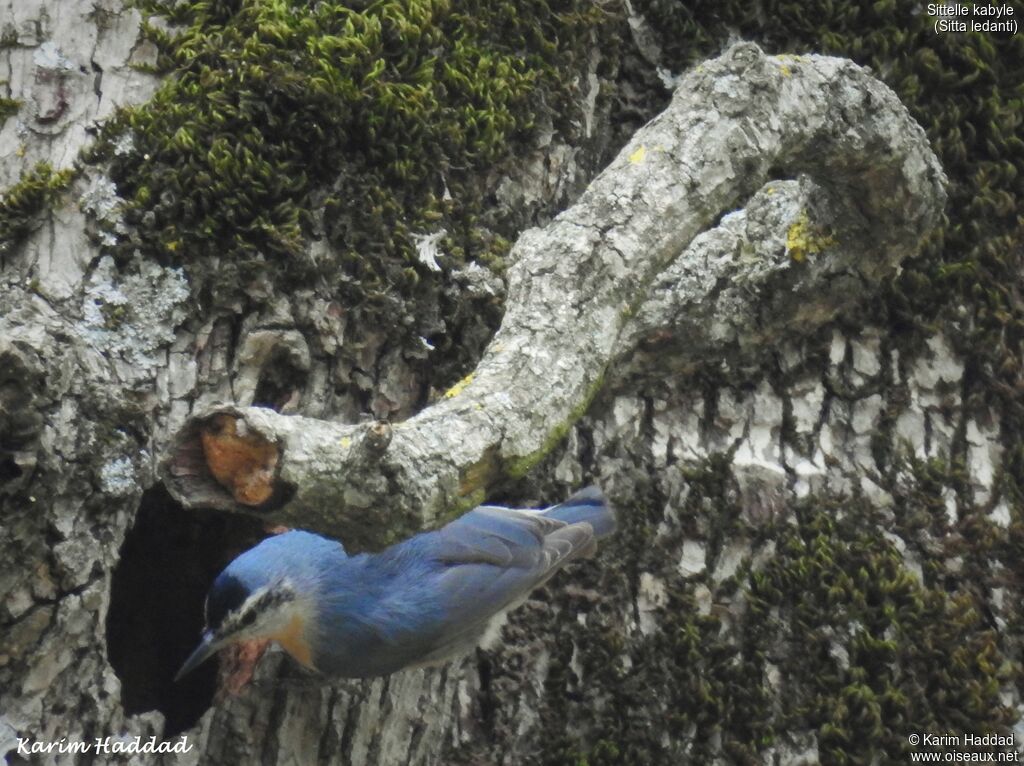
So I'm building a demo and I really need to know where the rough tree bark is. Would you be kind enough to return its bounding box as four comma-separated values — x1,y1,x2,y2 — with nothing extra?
3,1,1013,766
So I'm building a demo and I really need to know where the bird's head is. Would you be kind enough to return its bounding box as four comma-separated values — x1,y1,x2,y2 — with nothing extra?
176,530,344,680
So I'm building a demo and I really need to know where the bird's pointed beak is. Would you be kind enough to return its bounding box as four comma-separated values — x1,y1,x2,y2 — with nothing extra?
175,631,219,681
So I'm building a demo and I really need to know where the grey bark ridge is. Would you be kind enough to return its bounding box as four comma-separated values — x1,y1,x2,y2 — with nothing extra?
162,43,946,543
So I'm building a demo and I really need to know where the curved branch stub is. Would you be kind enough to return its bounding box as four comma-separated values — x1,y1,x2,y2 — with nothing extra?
619,172,904,374
161,43,946,543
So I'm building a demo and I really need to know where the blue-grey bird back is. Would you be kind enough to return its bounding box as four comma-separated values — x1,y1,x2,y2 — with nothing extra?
308,486,614,677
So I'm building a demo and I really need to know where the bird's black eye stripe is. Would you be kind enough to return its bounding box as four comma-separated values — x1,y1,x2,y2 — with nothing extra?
236,608,259,629
254,585,294,611
208,580,298,637
224,586,296,631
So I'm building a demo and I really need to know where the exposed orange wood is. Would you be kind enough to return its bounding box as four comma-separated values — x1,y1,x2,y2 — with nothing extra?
199,414,278,506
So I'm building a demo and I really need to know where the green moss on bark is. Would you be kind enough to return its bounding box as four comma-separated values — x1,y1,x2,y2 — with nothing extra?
0,162,76,256
525,470,1017,766
88,0,605,316
0,97,19,124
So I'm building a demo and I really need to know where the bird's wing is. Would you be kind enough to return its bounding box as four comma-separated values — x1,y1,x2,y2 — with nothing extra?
330,505,594,672
420,504,595,628
433,504,590,571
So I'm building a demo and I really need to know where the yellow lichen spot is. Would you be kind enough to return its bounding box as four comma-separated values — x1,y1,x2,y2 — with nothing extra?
766,186,776,196
340,436,352,448
629,145,646,165
786,210,837,263
444,372,475,399
775,54,801,77
16,143,26,158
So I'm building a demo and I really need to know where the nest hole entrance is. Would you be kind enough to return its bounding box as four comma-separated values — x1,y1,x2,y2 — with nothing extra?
252,348,309,411
105,485,267,737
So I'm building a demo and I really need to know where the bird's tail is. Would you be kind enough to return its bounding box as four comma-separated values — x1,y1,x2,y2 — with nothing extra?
542,485,616,539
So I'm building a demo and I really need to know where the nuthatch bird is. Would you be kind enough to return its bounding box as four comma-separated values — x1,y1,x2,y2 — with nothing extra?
177,486,614,680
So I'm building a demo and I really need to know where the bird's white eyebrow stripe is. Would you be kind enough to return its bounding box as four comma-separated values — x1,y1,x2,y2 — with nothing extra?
213,584,297,637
